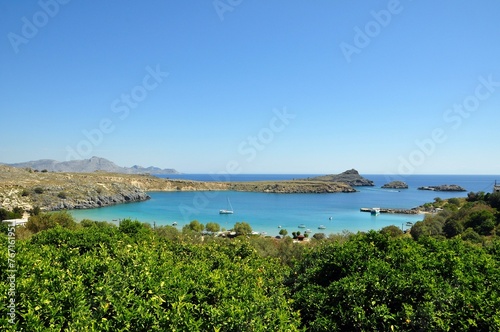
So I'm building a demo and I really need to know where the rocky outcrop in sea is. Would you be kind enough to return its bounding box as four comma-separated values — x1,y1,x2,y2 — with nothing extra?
417,184,466,192
304,169,374,186
382,181,408,189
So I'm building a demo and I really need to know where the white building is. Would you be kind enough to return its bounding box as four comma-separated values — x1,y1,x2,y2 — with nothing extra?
1,218,28,226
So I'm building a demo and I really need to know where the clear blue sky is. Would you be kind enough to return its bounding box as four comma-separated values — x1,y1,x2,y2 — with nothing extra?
1,1,499,174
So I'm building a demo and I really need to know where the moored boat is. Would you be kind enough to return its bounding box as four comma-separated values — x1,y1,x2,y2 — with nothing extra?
219,197,234,214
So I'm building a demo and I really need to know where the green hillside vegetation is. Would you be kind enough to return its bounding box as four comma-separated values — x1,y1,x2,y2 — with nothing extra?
411,191,500,241
1,191,500,331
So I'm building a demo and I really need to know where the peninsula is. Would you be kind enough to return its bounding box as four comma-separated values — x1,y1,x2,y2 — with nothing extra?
0,165,356,212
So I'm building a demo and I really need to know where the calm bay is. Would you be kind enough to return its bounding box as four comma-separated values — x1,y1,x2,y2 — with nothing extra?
70,174,499,237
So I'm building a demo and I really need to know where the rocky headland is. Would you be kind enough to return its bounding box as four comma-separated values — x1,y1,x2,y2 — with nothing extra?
417,184,466,192
228,181,356,194
0,165,356,212
382,181,408,189
301,169,374,186
0,165,222,212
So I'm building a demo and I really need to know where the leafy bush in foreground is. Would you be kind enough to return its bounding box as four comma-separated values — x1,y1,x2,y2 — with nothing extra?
3,211,500,331
0,227,301,331
288,231,500,331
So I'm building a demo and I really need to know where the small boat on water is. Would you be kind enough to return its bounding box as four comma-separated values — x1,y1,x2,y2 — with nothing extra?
298,224,306,228
172,222,178,226
219,197,234,214
305,229,312,234
318,225,326,229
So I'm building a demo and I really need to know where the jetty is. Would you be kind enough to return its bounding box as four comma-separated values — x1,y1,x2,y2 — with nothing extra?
360,207,420,215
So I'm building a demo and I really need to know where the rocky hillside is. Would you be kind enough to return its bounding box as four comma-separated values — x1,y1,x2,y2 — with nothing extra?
0,165,222,212
302,169,374,186
5,156,179,175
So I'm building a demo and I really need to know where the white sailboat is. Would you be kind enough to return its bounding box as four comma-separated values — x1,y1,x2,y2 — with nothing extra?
219,197,234,214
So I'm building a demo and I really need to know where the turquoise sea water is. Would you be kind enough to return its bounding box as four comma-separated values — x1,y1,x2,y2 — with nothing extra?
70,174,499,237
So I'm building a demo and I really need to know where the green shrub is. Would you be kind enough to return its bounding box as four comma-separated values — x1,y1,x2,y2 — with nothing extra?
380,225,403,237
233,222,252,236
182,220,204,233
26,211,77,233
489,192,500,210
0,208,22,221
205,222,220,233
118,218,149,236
465,210,497,235
154,225,181,241
461,228,483,243
289,232,500,331
447,197,461,206
0,233,302,331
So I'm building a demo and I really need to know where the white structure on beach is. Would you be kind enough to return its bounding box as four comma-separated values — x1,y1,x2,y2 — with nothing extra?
1,218,28,226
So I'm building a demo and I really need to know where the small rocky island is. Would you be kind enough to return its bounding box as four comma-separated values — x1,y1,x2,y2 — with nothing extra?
302,169,374,186
418,184,466,192
382,181,408,189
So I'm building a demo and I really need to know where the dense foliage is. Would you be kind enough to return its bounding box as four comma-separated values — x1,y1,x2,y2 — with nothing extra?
0,223,301,331
411,192,500,241
288,231,500,331
1,191,500,331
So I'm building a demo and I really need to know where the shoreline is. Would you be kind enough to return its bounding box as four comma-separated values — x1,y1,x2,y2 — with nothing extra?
68,190,427,237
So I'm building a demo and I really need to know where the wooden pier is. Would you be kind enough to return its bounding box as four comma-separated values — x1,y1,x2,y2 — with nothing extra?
360,207,420,215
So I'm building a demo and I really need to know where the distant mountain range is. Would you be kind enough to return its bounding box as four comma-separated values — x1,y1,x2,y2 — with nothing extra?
3,156,179,175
